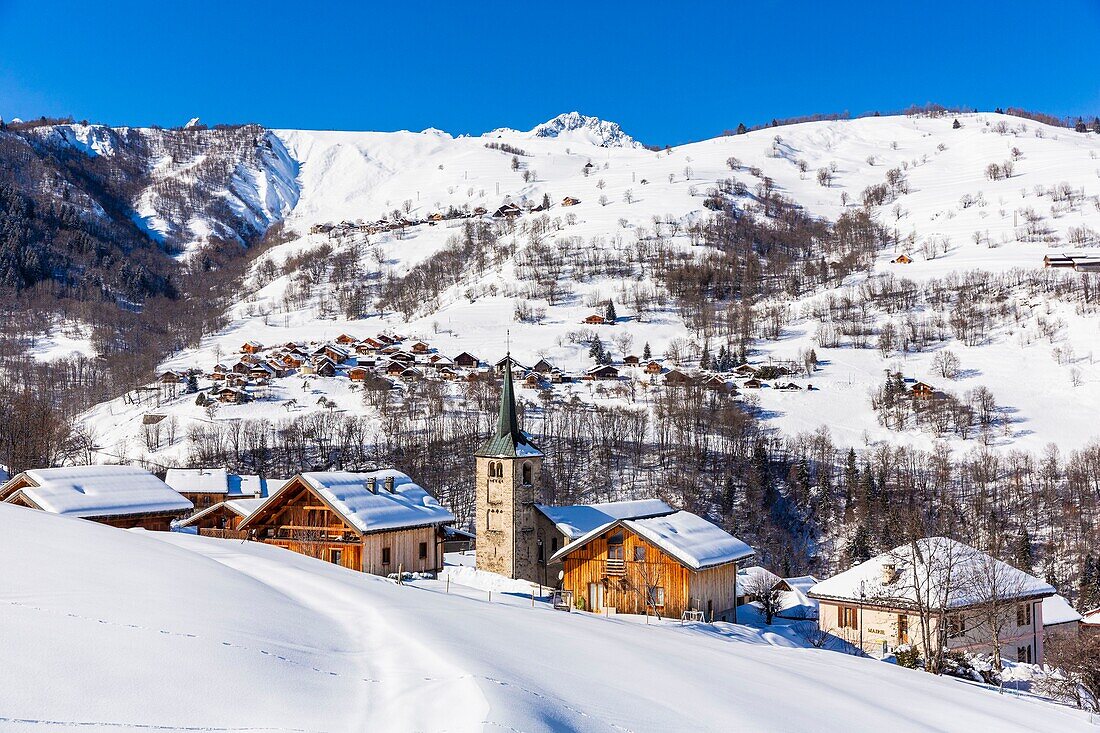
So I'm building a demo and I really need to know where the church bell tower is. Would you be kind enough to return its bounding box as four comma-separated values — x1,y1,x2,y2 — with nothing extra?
474,356,543,581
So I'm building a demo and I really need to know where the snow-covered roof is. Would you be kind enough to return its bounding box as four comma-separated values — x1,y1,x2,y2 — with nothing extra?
736,565,783,592
550,510,754,571
165,468,228,495
535,499,674,540
177,497,266,527
6,466,192,519
809,538,1055,610
1043,594,1083,626
248,470,454,534
782,575,821,594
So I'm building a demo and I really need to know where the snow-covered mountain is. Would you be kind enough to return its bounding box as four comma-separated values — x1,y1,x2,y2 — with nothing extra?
65,111,1100,467
487,111,641,148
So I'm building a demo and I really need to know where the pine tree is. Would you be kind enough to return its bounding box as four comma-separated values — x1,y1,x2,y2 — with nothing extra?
541,192,551,210
735,122,747,135
1012,529,1034,573
1080,554,1096,610
588,336,604,363
847,524,873,564
1075,118,1088,133
642,342,652,360
185,374,199,394
952,118,961,130
700,342,712,371
604,300,617,323
1092,117,1100,134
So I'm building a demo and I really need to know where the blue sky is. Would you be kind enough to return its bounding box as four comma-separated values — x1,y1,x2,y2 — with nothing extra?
1,1,1097,145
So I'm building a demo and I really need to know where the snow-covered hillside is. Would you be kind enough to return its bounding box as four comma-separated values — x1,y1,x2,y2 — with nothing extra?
74,111,1100,464
1,503,1090,732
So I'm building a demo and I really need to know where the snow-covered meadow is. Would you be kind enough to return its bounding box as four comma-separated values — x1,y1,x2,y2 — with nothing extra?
1,503,1091,732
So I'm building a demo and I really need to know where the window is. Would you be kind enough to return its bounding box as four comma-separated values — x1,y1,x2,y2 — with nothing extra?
1017,645,1033,664
551,537,559,554
947,614,966,639
1016,602,1032,627
381,547,391,565
897,613,908,642
634,545,647,562
418,542,428,560
537,540,545,563
522,462,533,486
839,605,859,630
329,549,342,565
646,586,665,607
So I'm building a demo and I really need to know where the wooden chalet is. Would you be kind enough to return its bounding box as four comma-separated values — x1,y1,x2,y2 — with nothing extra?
335,333,358,345
159,370,183,384
664,369,693,386
532,358,557,374
410,341,430,354
893,254,913,264
561,196,580,206
348,366,370,381
733,364,757,377
241,341,264,354
550,511,754,620
586,365,619,381
215,387,249,404
178,498,265,538
583,314,606,325
454,352,480,368
428,354,453,369
645,361,663,375
237,471,454,575
743,378,763,389
0,466,193,531
1044,254,1075,269
910,381,936,399
315,359,337,377
523,372,543,388
385,361,405,377
439,366,459,380
623,355,640,366
473,206,488,216
493,203,522,218
401,367,424,380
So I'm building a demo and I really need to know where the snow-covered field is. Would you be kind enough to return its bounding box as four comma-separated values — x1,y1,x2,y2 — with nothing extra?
71,111,1100,461
1,503,1091,732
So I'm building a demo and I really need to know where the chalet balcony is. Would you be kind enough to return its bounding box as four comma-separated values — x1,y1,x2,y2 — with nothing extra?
605,558,626,576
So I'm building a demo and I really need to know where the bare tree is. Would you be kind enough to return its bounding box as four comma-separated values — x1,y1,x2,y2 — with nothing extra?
742,571,784,624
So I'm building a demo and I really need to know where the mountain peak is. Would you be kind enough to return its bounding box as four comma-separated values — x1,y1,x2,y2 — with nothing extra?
529,111,639,148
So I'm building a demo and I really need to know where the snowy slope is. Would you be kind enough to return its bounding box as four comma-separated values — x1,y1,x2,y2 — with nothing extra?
75,112,1100,462
1,504,1090,732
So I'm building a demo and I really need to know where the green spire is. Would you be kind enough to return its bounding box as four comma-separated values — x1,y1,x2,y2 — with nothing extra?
476,355,542,457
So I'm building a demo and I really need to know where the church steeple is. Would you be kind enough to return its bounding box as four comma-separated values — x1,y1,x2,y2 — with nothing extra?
475,355,542,458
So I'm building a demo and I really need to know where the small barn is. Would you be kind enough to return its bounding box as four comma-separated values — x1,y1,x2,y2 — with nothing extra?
587,365,619,381
0,466,193,531
238,471,455,575
551,511,755,620
893,254,913,264
178,498,266,538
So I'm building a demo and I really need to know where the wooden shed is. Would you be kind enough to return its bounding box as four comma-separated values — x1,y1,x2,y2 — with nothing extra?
177,498,265,539
551,511,754,621
237,471,454,576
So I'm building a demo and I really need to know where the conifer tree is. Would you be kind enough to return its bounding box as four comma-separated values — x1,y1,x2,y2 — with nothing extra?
952,118,961,129
604,300,617,323
642,342,652,360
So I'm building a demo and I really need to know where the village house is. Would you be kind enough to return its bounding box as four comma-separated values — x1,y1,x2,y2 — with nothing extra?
809,539,1055,663
1042,594,1083,638
583,314,606,325
561,196,580,206
743,378,763,389
733,364,757,377
335,334,358,345
410,341,430,354
177,498,266,538
241,340,264,354
893,254,913,264
645,360,663,375
428,354,453,369
237,471,455,575
550,511,755,620
214,386,249,404
159,370,183,384
347,366,370,381
166,469,282,511
493,203,522,218
0,466,193,531
909,381,936,399
586,365,619,381
664,369,693,386
532,358,557,374
623,355,640,366
454,352,480,368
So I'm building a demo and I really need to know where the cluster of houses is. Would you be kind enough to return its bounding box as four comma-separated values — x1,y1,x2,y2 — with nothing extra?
307,195,585,240
6,359,1085,670
158,332,813,409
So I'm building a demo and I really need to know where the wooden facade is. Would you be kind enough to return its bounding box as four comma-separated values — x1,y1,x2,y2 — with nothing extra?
559,523,740,621
239,477,445,575
0,473,187,531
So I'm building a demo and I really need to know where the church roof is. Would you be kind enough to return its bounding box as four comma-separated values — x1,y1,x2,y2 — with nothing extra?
476,356,542,458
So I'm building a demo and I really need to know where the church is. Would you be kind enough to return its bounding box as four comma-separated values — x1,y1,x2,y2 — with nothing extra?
475,358,755,619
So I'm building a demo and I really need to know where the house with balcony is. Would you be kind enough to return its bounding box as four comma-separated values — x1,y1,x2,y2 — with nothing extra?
549,510,754,621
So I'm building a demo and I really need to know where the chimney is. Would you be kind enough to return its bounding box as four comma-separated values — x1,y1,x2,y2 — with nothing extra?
367,477,378,494
384,475,395,493
881,562,897,585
